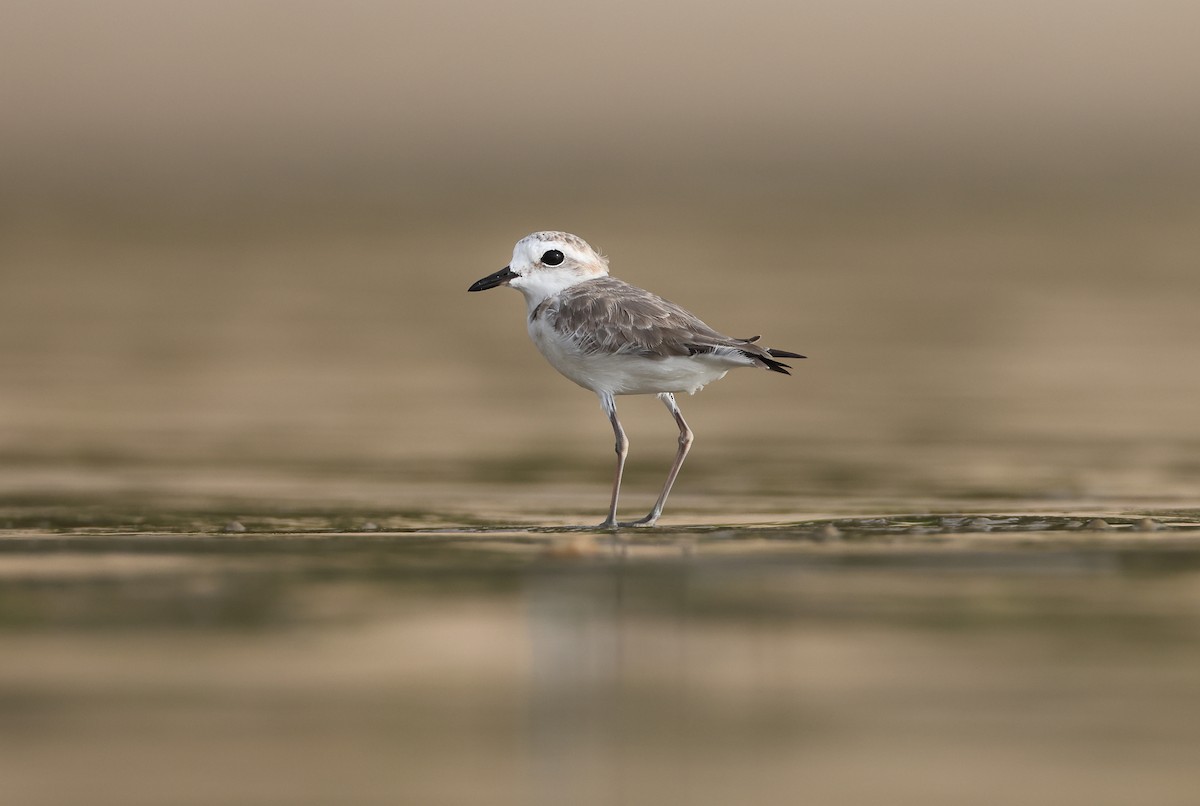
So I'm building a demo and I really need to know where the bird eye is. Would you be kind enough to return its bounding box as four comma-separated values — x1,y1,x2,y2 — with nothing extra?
541,250,565,266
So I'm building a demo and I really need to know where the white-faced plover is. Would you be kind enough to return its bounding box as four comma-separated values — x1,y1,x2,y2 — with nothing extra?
469,231,804,528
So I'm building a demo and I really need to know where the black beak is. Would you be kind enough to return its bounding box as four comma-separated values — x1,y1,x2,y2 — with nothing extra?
468,266,517,292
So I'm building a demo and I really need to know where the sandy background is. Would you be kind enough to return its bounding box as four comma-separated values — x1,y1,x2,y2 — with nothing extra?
2,0,1198,502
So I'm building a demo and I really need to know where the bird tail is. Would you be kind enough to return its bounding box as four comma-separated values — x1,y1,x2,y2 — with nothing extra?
735,345,807,375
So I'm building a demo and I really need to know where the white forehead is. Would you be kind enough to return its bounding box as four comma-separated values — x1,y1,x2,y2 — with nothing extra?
512,231,601,264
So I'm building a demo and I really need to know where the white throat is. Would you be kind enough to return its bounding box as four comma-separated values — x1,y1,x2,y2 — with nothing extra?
511,270,594,313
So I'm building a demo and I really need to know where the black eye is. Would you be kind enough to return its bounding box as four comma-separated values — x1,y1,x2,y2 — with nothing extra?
541,250,564,266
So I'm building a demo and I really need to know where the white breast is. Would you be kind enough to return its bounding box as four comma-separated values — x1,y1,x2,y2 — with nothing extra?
527,317,730,396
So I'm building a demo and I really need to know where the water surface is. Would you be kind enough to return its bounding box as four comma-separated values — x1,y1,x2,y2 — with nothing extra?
3,476,1200,806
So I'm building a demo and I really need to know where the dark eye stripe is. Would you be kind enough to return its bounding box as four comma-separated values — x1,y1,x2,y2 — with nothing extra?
541,250,565,266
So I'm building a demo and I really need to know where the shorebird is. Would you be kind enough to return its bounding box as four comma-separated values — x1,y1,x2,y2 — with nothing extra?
468,231,804,528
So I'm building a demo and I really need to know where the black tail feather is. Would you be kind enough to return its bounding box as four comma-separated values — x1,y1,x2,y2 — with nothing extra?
767,348,807,359
734,345,806,374
759,355,793,375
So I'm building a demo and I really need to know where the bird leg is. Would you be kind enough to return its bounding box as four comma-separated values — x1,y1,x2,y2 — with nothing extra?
598,392,628,529
623,392,693,527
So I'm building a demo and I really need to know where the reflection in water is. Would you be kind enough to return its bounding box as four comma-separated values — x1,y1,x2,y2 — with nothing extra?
530,544,629,806
2,526,1200,804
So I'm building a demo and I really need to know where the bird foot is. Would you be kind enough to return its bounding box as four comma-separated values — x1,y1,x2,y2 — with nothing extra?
595,514,660,529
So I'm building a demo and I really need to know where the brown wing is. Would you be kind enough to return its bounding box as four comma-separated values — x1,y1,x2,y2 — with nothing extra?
548,277,793,370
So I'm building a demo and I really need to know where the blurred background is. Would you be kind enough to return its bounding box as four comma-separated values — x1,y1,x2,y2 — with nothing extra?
3,0,1198,512
4,4,1200,806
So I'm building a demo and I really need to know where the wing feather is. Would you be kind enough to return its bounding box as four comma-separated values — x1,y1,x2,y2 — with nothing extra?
546,277,797,372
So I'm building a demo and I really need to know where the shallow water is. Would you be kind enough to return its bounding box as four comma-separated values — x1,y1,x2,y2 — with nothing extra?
2,476,1200,806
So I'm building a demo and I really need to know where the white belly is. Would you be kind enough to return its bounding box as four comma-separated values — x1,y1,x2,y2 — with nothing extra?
528,319,730,395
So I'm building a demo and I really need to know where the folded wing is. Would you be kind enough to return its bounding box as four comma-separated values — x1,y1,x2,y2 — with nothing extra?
549,278,805,374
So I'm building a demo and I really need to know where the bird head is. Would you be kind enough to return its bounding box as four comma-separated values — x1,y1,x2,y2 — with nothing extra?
468,231,608,299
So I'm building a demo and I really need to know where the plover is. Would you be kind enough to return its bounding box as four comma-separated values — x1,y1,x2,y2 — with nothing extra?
469,231,804,528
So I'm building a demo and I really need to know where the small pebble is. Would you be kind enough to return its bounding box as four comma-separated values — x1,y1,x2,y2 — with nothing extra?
361,522,380,531
1134,518,1163,532
1085,518,1113,530
815,523,842,540
222,520,247,533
